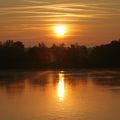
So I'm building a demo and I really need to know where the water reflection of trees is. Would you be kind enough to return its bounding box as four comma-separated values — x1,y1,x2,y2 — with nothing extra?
64,73,88,87
89,70,120,86
0,71,120,95
0,71,88,94
0,71,35,95
91,73,120,87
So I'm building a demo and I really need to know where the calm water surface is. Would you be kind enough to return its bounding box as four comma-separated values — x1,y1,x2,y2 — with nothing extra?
0,70,120,120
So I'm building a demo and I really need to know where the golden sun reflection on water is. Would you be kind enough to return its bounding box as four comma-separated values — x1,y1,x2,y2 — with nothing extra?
57,72,65,101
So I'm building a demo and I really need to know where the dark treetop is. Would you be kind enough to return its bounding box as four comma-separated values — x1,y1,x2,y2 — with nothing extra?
0,39,120,69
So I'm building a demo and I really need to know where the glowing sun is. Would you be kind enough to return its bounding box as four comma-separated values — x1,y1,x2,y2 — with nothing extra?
54,25,66,37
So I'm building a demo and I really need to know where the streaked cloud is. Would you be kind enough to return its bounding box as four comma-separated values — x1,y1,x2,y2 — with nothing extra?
0,0,120,46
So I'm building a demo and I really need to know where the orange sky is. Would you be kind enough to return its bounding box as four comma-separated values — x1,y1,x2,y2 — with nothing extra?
0,0,120,46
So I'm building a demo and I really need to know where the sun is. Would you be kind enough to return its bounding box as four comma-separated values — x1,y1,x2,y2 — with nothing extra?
54,25,66,37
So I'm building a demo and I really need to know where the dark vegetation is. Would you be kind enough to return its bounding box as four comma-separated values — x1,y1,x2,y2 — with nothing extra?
0,39,120,69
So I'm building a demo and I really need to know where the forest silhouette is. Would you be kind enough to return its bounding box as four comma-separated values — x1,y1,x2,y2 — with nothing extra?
0,39,120,69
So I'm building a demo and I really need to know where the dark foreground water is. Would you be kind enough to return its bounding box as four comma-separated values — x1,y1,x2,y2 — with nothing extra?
0,70,120,120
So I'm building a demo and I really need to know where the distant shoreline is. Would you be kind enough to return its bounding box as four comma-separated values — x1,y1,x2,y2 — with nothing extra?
0,68,120,72
0,39,120,69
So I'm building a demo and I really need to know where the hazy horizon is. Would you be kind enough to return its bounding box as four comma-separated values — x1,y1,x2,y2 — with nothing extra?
0,0,120,46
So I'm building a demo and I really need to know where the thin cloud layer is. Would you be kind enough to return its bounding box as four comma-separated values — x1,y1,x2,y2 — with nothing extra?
0,0,120,46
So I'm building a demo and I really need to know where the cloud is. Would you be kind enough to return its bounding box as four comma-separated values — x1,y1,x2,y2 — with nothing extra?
0,1,119,14
0,0,120,31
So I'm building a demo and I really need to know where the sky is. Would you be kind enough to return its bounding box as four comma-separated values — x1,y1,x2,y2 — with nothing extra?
0,0,120,46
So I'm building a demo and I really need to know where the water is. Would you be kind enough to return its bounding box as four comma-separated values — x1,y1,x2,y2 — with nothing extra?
0,70,120,120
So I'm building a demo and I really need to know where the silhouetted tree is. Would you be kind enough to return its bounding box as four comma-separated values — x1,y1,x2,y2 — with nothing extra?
0,39,120,69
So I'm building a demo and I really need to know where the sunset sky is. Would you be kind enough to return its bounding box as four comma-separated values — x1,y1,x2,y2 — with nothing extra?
0,0,120,46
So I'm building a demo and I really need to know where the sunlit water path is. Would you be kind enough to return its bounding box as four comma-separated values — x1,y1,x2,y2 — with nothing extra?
0,70,120,120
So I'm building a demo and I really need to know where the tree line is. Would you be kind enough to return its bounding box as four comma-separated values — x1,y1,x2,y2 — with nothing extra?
0,39,120,69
